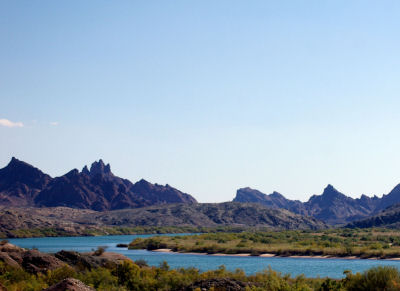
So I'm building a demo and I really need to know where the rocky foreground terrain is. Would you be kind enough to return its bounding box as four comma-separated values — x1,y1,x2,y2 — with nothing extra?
0,240,128,290
0,240,128,273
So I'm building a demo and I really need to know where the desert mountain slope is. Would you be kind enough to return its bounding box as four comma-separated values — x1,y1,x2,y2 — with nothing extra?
234,184,397,224
0,158,197,211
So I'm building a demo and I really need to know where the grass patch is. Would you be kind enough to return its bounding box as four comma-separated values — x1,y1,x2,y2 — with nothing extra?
129,228,400,259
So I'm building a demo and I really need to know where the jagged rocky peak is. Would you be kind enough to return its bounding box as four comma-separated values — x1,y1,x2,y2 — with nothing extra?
82,159,113,177
81,165,90,175
0,157,52,205
7,156,34,169
270,191,285,198
235,187,263,197
9,156,19,164
321,184,344,198
1,157,198,210
134,178,165,190
235,187,286,201
65,169,80,177
137,178,149,184
1,157,51,182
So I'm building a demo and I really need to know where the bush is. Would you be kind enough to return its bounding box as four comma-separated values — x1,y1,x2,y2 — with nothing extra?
344,266,400,291
45,265,77,286
135,259,148,267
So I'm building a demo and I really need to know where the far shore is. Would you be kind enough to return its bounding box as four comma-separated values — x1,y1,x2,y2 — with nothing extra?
150,248,400,261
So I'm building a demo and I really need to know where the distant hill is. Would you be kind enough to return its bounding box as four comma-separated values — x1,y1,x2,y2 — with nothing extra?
234,187,308,215
0,158,196,211
234,184,400,225
0,203,326,235
89,202,325,229
346,204,400,228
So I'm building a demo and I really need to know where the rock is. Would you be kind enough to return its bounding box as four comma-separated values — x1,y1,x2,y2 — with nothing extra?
0,242,25,268
43,278,95,291
0,252,21,269
0,242,25,253
21,250,65,273
55,250,130,270
54,250,93,270
0,242,65,273
183,278,253,291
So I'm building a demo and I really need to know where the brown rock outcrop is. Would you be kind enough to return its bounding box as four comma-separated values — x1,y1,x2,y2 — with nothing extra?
0,242,65,273
55,250,129,270
21,249,65,273
183,278,254,291
43,278,95,291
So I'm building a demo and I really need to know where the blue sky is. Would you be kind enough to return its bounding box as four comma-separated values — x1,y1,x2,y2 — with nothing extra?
1,0,400,202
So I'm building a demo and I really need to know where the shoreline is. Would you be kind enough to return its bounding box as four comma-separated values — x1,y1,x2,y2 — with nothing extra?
150,248,400,261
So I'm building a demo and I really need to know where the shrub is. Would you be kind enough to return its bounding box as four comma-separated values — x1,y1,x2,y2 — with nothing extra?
45,265,77,286
135,259,148,267
344,266,400,291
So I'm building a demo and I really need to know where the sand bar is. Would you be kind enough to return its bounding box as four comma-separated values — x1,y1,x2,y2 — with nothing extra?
150,249,400,261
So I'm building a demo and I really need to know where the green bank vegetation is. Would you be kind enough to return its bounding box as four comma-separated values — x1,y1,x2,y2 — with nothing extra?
0,225,246,239
1,259,400,290
129,228,400,259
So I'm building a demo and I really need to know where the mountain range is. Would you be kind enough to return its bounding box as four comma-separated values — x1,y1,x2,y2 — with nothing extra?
233,184,400,224
2,157,400,226
0,157,196,211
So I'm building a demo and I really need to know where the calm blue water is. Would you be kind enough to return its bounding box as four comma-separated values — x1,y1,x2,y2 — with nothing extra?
9,234,400,278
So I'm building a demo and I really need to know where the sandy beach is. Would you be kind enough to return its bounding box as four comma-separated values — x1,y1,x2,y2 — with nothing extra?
150,249,400,261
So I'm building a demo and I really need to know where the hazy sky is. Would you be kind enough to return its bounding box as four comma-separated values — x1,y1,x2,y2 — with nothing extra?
1,1,400,202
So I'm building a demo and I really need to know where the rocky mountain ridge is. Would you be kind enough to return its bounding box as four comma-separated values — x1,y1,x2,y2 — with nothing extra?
0,158,196,211
234,184,400,224
3,157,400,226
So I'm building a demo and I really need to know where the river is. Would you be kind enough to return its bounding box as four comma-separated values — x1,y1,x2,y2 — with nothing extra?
9,234,400,278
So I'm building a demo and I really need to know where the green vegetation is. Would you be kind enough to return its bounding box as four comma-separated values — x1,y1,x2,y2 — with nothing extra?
2,259,400,290
0,225,246,239
129,228,400,259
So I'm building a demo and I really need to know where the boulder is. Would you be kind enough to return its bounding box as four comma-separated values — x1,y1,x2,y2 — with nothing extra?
43,278,95,291
183,278,253,291
55,250,130,270
21,250,65,273
0,252,21,269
